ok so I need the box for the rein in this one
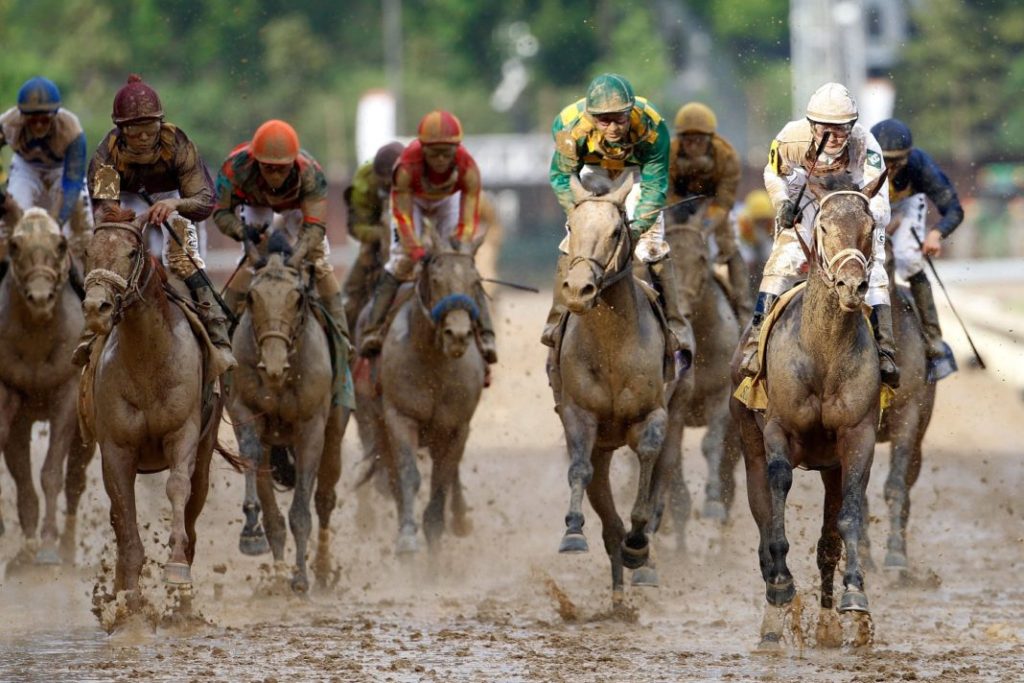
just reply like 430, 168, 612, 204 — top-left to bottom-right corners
84, 223, 151, 323
812, 190, 871, 288
566, 196, 633, 294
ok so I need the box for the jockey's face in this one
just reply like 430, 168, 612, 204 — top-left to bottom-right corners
120, 119, 162, 154
24, 112, 55, 139
258, 161, 293, 190
680, 133, 712, 158
883, 151, 910, 174
593, 111, 630, 143
423, 144, 457, 174
811, 121, 853, 156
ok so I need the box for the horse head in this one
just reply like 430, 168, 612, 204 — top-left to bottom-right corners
6, 208, 68, 323
247, 243, 306, 390
417, 221, 482, 359
82, 220, 149, 335
807, 174, 882, 312
563, 172, 633, 314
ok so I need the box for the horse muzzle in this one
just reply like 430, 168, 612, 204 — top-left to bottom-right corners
835, 277, 867, 313
257, 338, 291, 389
440, 310, 473, 359
563, 270, 599, 315
82, 286, 116, 334
22, 277, 59, 323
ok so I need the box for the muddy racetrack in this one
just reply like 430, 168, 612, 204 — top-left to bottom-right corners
0, 291, 1022, 682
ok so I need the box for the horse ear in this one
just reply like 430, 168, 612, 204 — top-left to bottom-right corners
422, 217, 440, 253
608, 171, 634, 205
863, 168, 889, 199
569, 174, 592, 204
3, 194, 23, 226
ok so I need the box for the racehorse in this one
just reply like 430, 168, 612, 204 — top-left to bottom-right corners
82, 219, 234, 598
730, 175, 886, 647
0, 207, 94, 566
357, 224, 486, 555
549, 173, 685, 606
230, 240, 346, 592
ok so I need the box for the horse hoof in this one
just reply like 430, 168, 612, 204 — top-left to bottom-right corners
558, 532, 588, 554
702, 500, 728, 522
839, 588, 870, 613
239, 532, 271, 556
291, 575, 309, 594
755, 633, 784, 653
451, 516, 473, 538
396, 532, 419, 555
631, 566, 659, 587
620, 538, 649, 570
861, 553, 878, 574
884, 551, 908, 570
34, 546, 61, 566
162, 562, 193, 585
766, 579, 796, 606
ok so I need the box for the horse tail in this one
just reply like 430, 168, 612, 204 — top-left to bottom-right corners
214, 439, 248, 472
270, 446, 296, 488
353, 451, 380, 489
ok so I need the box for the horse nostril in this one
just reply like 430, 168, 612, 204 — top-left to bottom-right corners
98, 300, 113, 314
580, 283, 596, 299
857, 281, 868, 296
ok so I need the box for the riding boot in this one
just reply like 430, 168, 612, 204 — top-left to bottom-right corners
185, 272, 238, 377
343, 242, 377, 334
359, 270, 400, 357
871, 304, 901, 389
726, 252, 754, 322
540, 253, 570, 348
223, 285, 247, 322
649, 256, 695, 367
472, 283, 498, 364
320, 289, 354, 362
907, 271, 947, 360
739, 291, 779, 377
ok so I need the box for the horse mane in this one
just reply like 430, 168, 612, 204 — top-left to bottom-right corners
580, 173, 617, 196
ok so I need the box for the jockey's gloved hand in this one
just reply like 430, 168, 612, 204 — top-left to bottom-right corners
774, 199, 798, 236
243, 222, 266, 245
409, 244, 427, 263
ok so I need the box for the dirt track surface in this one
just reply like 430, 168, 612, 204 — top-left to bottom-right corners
1, 291, 1022, 682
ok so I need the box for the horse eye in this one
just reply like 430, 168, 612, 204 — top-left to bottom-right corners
128, 248, 139, 261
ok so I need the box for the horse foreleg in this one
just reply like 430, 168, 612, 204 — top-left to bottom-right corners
721, 422, 743, 516
234, 419, 269, 556
288, 414, 326, 594
623, 407, 667, 570
558, 402, 597, 554
61, 426, 95, 564
701, 390, 732, 522
3, 413, 37, 546
883, 408, 922, 571
383, 403, 422, 555
313, 407, 346, 589
815, 467, 845, 648
585, 449, 626, 605
762, 420, 796, 607
163, 423, 201, 585
423, 427, 467, 552
837, 425, 875, 613
255, 445, 287, 562
37, 384, 79, 564
100, 444, 142, 593
449, 462, 473, 538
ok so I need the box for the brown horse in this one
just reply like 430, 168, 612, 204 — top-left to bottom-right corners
229, 246, 347, 592
550, 173, 685, 606
664, 217, 743, 538
82, 220, 227, 596
862, 242, 936, 572
730, 177, 885, 647
0, 207, 94, 565
356, 228, 486, 555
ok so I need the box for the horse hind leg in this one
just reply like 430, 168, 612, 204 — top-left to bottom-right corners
883, 415, 922, 572
313, 408, 345, 590
585, 448, 627, 606
701, 394, 731, 523
38, 389, 80, 565
558, 404, 598, 554
60, 429, 96, 564
3, 414, 39, 565
815, 468, 845, 648
236, 422, 270, 556
287, 419, 326, 594
621, 407, 668, 571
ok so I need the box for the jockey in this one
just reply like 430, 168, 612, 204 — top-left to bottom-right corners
359, 111, 498, 364
0, 77, 91, 263
741, 82, 897, 387
342, 141, 404, 332
82, 74, 235, 375
737, 189, 776, 291
543, 73, 694, 360
213, 119, 351, 350
871, 117, 963, 381
668, 101, 752, 320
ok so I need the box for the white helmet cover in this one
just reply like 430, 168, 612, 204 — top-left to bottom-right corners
806, 82, 858, 125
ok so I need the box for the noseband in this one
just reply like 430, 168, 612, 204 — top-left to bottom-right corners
416, 252, 480, 329
83, 223, 149, 323
813, 190, 871, 288
8, 243, 67, 299
567, 197, 633, 293
252, 273, 309, 358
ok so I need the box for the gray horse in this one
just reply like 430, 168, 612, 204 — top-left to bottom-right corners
731, 176, 886, 648
549, 173, 686, 607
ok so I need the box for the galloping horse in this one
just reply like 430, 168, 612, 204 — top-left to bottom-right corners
230, 244, 346, 592
357, 226, 486, 555
664, 215, 742, 537
731, 175, 885, 647
82, 220, 230, 596
550, 173, 685, 606
0, 207, 94, 565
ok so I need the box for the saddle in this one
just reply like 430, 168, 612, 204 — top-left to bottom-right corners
732, 281, 894, 412
309, 296, 356, 410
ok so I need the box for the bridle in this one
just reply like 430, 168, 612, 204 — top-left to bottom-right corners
812, 190, 872, 288
566, 196, 633, 294
83, 222, 150, 324
250, 265, 309, 361
7, 239, 68, 301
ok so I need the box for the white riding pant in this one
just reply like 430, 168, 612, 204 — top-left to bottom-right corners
556, 166, 668, 263
384, 192, 461, 280
890, 193, 928, 279
7, 153, 93, 236
120, 191, 205, 280
240, 206, 334, 281
759, 198, 890, 307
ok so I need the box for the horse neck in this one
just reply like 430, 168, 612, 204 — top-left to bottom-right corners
578, 269, 644, 346
0, 271, 63, 334
800, 269, 863, 365
117, 263, 176, 360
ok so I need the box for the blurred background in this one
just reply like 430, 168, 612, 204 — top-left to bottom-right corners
1, 0, 1022, 283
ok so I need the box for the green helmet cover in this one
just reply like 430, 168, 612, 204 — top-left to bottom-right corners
585, 74, 635, 115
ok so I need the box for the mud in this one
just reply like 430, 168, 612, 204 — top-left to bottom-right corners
1, 291, 1022, 682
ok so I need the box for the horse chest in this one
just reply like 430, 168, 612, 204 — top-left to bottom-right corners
0, 337, 73, 393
